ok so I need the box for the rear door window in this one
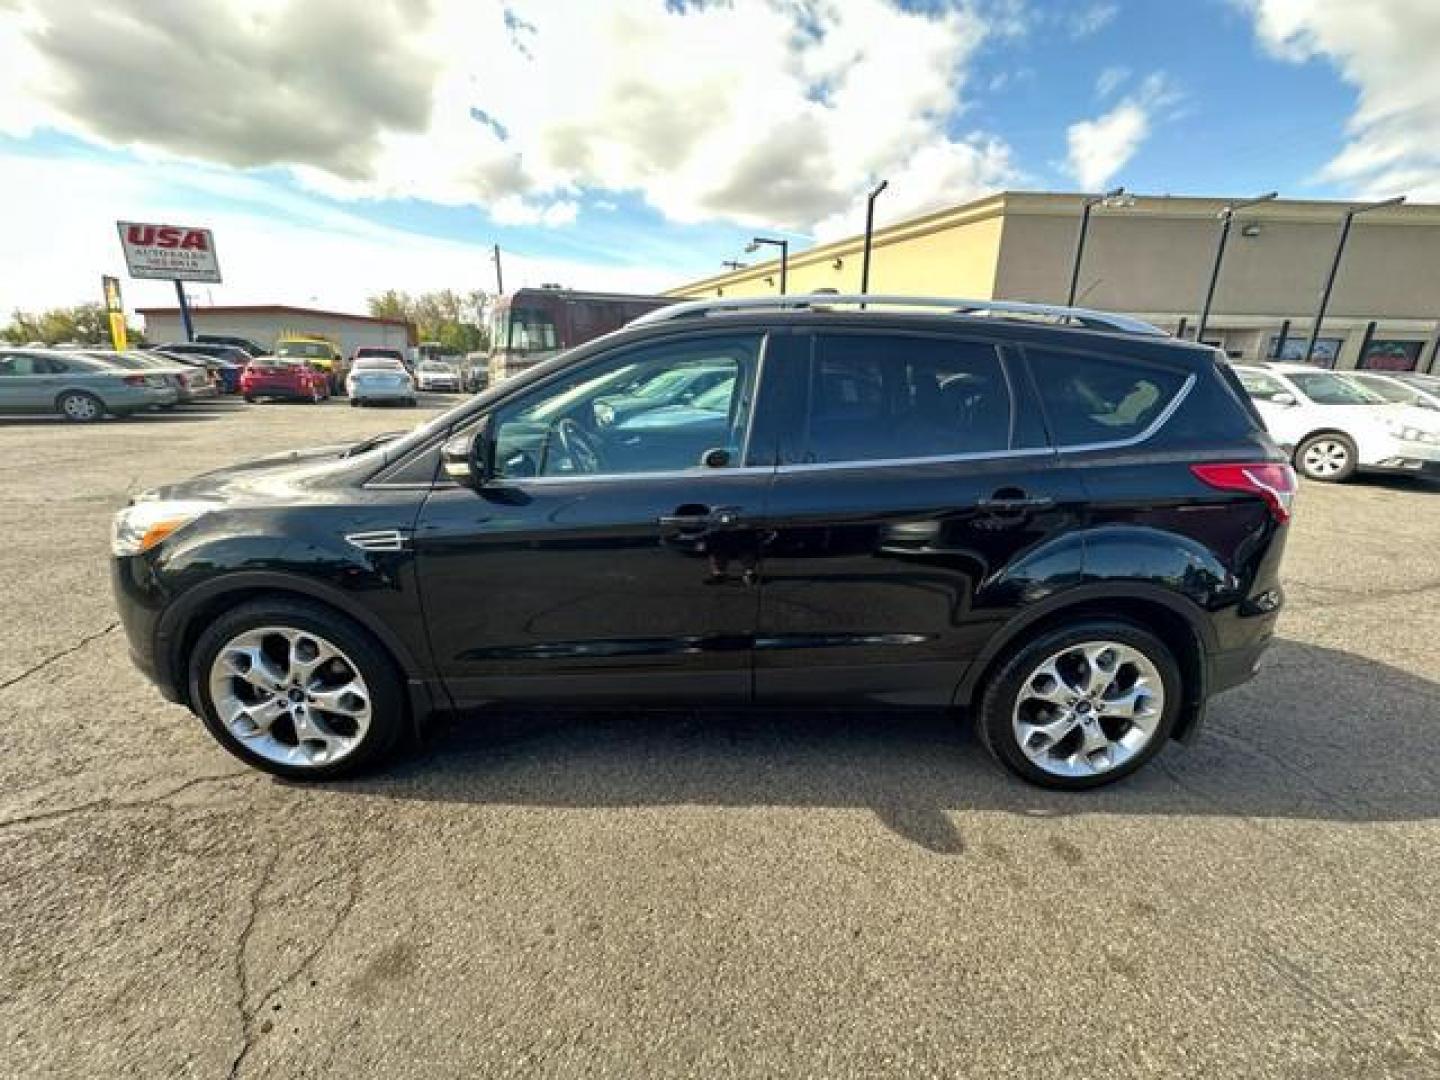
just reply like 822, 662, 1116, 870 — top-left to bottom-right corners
1028, 349, 1189, 447
796, 333, 1014, 463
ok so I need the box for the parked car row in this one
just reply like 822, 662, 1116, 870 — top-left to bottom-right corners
1233, 362, 1440, 481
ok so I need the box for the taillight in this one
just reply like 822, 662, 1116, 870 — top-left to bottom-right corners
1191, 462, 1297, 524
122, 374, 146, 387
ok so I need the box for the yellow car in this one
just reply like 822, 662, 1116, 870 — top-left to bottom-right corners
274, 337, 346, 392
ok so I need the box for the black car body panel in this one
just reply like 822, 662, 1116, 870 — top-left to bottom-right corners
113, 306, 1290, 767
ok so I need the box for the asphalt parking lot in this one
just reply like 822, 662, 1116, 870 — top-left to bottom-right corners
1, 396, 1438, 1079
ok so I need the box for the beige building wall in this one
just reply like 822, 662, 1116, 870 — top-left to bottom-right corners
669, 197, 1007, 301
667, 191, 1440, 372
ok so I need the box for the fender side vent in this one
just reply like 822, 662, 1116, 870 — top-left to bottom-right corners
345, 529, 408, 552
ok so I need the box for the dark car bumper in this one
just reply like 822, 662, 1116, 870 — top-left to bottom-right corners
112, 557, 184, 704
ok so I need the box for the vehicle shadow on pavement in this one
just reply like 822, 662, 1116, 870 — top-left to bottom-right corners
0, 411, 225, 426
319, 638, 1440, 853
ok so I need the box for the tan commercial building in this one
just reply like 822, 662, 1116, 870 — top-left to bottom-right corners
669, 191, 1440, 373
137, 304, 415, 358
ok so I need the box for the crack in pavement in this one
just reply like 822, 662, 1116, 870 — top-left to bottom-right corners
0, 622, 120, 694
228, 848, 281, 1080
227, 854, 369, 1079
0, 771, 251, 831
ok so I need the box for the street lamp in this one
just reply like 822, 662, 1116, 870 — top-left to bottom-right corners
861, 179, 888, 294
1304, 195, 1406, 364
721, 259, 747, 271
491, 244, 504, 295
745, 237, 789, 294
1066, 186, 1132, 307
1195, 191, 1278, 341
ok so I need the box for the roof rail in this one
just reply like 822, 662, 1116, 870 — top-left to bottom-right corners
632, 294, 1167, 336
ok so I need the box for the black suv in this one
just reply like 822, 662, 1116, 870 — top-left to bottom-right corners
112, 296, 1294, 789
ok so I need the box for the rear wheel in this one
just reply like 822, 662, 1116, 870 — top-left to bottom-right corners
189, 599, 406, 780
1295, 432, 1357, 482
976, 620, 1180, 790
57, 391, 104, 422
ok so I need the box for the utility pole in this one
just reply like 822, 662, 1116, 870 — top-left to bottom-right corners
861, 179, 888, 294
1066, 186, 1129, 307
1305, 195, 1405, 364
1196, 191, 1277, 341
492, 244, 505, 295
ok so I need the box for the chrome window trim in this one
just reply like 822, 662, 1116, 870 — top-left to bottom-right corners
1052, 372, 1196, 454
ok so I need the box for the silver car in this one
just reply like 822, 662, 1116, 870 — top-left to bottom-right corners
0, 348, 178, 421
84, 350, 218, 403
346, 358, 416, 407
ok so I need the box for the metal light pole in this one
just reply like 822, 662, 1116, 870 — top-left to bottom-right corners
492, 244, 504, 295
1196, 191, 1277, 341
1304, 195, 1406, 364
1066, 186, 1128, 307
721, 260, 746, 271
861, 179, 888, 294
745, 237, 789, 294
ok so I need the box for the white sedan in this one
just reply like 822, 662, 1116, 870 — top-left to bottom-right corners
1233, 362, 1440, 481
346, 358, 416, 407
416, 360, 462, 392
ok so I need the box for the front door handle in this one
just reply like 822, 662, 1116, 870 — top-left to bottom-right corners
658, 504, 742, 529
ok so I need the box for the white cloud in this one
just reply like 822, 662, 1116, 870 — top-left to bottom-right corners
1095, 65, 1130, 100
0, 154, 670, 313
1065, 72, 1179, 189
1239, 0, 1440, 199
1067, 2, 1119, 39
2, 0, 1019, 233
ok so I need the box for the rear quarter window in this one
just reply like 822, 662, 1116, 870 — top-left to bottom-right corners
1027, 348, 1189, 447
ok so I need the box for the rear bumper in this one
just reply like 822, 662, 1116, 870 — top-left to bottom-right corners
108, 386, 179, 411
351, 386, 414, 401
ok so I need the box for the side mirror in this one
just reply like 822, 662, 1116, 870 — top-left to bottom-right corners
1271, 391, 1297, 406
441, 417, 494, 488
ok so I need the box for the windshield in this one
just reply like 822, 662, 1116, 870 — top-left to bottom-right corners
506, 308, 559, 352
276, 341, 333, 359
1289, 372, 1388, 405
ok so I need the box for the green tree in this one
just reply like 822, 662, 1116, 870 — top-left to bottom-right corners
2, 303, 141, 346
366, 288, 489, 354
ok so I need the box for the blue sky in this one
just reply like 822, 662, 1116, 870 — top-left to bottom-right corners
0, 0, 1432, 312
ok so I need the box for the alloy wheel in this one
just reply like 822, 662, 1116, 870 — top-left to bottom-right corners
61, 394, 100, 421
207, 626, 372, 768
1301, 439, 1349, 478
1011, 640, 1165, 779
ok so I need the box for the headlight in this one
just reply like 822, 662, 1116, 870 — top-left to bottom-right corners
111, 500, 220, 556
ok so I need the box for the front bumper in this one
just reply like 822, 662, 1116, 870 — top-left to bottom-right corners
111, 557, 182, 703
419, 378, 461, 391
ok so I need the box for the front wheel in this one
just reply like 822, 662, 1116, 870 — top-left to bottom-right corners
188, 599, 406, 780
975, 620, 1180, 790
1295, 432, 1357, 482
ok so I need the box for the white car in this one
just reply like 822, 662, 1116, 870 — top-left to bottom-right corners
1347, 370, 1440, 412
415, 359, 462, 392
1233, 362, 1440, 482
346, 358, 416, 407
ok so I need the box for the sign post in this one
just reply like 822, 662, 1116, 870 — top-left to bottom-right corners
116, 221, 222, 342
101, 275, 127, 351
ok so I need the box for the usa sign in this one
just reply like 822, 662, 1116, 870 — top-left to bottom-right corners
116, 221, 222, 283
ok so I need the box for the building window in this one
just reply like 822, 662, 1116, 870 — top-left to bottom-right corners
1359, 339, 1423, 372
1268, 335, 1342, 368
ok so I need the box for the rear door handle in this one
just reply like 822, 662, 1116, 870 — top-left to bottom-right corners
977, 494, 1054, 511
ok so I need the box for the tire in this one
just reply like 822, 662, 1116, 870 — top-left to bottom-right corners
188, 598, 407, 781
975, 619, 1180, 791
243, 395, 256, 404
350, 398, 360, 408
57, 391, 104, 422
1294, 432, 1357, 482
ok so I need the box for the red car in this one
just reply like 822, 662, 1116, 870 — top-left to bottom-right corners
240, 359, 331, 403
